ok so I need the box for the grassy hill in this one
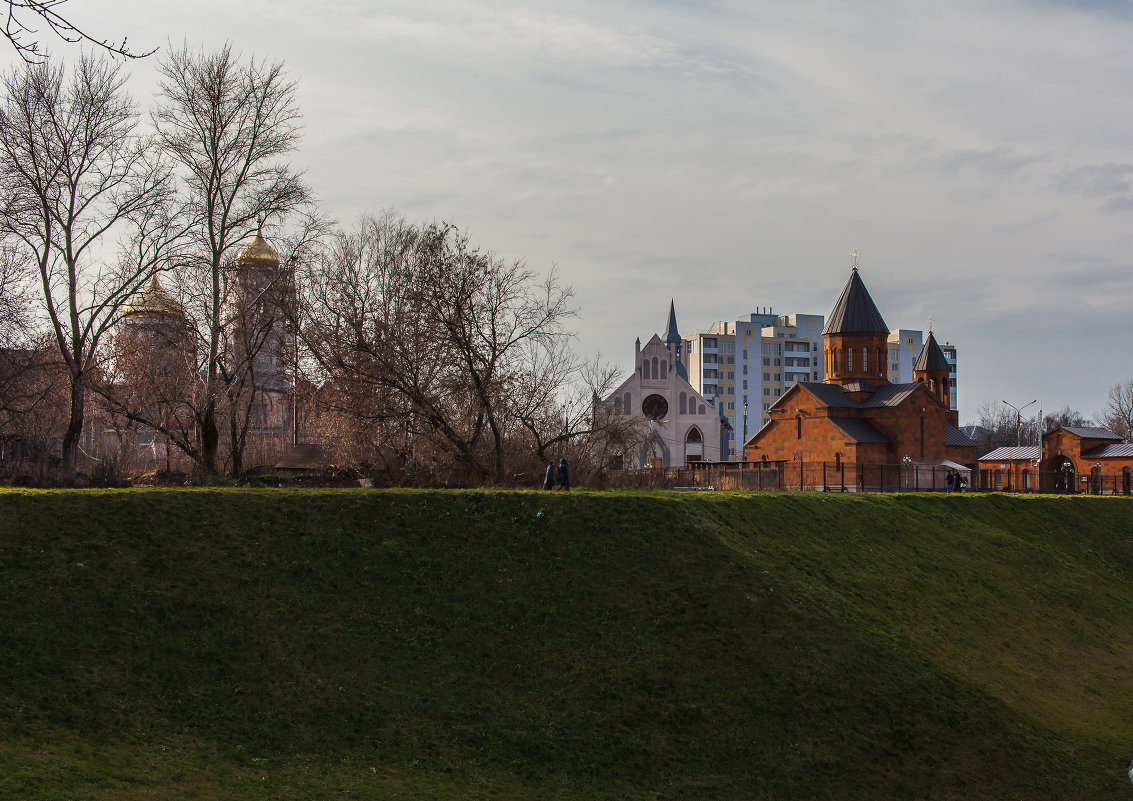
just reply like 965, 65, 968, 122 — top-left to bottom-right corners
1, 489, 1131, 800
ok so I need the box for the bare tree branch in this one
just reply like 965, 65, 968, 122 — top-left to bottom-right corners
3, 0, 156, 63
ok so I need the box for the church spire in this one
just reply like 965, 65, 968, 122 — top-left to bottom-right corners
664, 299, 681, 345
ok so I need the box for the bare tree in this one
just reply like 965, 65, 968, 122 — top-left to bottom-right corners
3, 0, 155, 63
1099, 380, 1133, 441
301, 214, 578, 484
152, 41, 311, 475
1042, 405, 1091, 433
0, 54, 177, 474
0, 240, 34, 346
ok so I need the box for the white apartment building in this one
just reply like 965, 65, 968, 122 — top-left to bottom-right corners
685, 309, 824, 460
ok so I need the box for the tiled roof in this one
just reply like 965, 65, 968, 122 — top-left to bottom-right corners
978, 445, 1040, 462
859, 383, 922, 408
945, 425, 978, 448
796, 382, 857, 408
822, 268, 889, 335
913, 331, 950, 372
1082, 442, 1133, 458
827, 416, 889, 443
1059, 426, 1121, 440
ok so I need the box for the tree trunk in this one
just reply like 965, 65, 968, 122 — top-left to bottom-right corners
230, 407, 243, 477
61, 369, 85, 476
201, 402, 220, 475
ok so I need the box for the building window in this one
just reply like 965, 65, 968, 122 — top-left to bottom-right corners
774, 358, 781, 366
763, 388, 770, 396
774, 388, 781, 396
774, 373, 780, 381
763, 373, 770, 381
728, 402, 735, 410
727, 356, 734, 364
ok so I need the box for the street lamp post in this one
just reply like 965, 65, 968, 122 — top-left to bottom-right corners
1002, 399, 1036, 492
902, 455, 912, 492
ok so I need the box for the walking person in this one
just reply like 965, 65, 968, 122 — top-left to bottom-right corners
557, 457, 570, 491
542, 462, 555, 490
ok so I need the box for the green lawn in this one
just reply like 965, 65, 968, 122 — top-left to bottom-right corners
1, 489, 1131, 799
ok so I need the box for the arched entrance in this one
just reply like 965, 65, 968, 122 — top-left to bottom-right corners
641, 431, 670, 470
684, 426, 703, 464
1048, 456, 1076, 493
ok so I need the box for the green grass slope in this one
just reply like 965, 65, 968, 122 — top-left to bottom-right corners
1, 489, 1131, 800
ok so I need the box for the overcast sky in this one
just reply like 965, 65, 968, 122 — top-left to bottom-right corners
25, 0, 1133, 424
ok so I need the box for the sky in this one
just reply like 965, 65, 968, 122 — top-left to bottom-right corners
19, 0, 1133, 424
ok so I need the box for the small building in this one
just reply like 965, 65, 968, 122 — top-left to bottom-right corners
977, 426, 1133, 493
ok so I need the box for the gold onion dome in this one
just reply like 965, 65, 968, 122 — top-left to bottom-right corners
235, 226, 281, 269
124, 275, 183, 319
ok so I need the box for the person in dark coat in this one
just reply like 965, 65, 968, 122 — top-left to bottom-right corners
557, 457, 570, 490
543, 463, 555, 490
946, 471, 954, 493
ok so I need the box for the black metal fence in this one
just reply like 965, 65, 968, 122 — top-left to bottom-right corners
599, 461, 971, 493
978, 467, 1133, 496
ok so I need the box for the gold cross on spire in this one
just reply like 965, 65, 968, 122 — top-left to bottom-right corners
850, 247, 861, 272
927, 315, 934, 333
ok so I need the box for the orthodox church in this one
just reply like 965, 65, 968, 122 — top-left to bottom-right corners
600, 302, 723, 469
108, 226, 296, 468
744, 265, 976, 471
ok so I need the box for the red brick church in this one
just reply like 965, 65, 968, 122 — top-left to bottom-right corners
743, 265, 976, 476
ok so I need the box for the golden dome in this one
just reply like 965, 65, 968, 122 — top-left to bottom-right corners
124, 275, 184, 319
235, 226, 281, 269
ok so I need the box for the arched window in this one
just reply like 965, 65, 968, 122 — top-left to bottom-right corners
641, 359, 650, 380
685, 426, 702, 443
862, 347, 868, 372
796, 414, 803, 439
847, 348, 854, 372
698, 404, 705, 415
679, 392, 687, 414
835, 452, 842, 469
660, 359, 668, 379
651, 356, 659, 379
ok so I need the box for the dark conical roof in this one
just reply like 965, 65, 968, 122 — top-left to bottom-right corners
822, 268, 888, 335
913, 331, 950, 372
664, 300, 681, 345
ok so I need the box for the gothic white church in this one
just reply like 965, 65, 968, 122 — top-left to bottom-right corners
600, 302, 723, 469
